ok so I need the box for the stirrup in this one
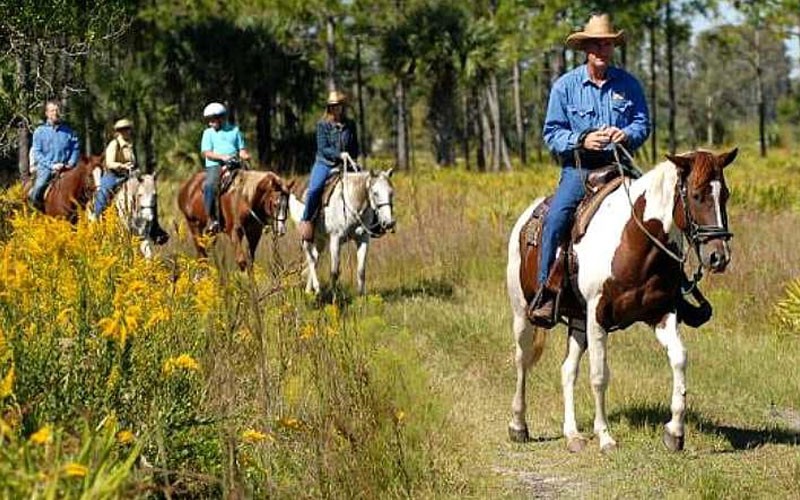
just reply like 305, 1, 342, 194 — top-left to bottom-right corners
527, 288, 558, 329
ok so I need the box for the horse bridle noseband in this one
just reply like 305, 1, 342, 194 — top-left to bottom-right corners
248, 189, 289, 233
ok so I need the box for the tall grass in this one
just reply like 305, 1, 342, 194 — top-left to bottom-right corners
1, 145, 799, 497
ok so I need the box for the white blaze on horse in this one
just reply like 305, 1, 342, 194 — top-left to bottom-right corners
506, 148, 737, 452
111, 173, 169, 258
289, 165, 396, 295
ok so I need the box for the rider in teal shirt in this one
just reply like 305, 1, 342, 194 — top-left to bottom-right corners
200, 102, 250, 233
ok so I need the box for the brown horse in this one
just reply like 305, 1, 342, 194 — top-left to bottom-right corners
507, 148, 737, 453
178, 170, 293, 270
23, 154, 103, 223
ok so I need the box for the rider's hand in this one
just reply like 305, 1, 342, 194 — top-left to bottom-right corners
604, 126, 628, 144
582, 129, 611, 151
340, 152, 351, 162
52, 163, 64, 172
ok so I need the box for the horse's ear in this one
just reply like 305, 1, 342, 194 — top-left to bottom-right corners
666, 154, 693, 177
369, 169, 376, 177
386, 168, 394, 178
719, 147, 738, 168
286, 178, 296, 189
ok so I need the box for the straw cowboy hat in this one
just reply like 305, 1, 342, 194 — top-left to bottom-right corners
113, 118, 133, 130
326, 90, 347, 106
565, 13, 625, 50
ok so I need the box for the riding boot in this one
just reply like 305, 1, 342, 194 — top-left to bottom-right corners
527, 287, 558, 329
299, 220, 314, 242
206, 219, 222, 235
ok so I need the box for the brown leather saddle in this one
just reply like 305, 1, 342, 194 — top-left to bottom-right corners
519, 165, 627, 322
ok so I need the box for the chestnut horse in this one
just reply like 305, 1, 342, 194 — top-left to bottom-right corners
178, 170, 293, 270
23, 154, 104, 223
506, 148, 738, 453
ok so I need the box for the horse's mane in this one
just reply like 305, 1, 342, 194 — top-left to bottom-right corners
342, 172, 370, 208
638, 159, 680, 224
234, 170, 279, 205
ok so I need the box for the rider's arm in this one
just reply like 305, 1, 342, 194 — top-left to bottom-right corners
542, 81, 582, 159
620, 76, 650, 151
235, 128, 250, 161
105, 139, 124, 171
66, 127, 80, 168
32, 128, 46, 170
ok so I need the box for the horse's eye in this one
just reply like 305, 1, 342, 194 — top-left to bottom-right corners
692, 192, 702, 202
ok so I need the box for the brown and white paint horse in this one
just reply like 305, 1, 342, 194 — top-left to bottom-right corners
506, 148, 738, 452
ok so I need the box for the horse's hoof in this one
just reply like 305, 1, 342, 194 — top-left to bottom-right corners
662, 430, 685, 452
566, 436, 587, 453
600, 441, 618, 454
508, 425, 530, 443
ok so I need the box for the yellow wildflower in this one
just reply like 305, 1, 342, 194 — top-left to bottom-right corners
63, 462, 88, 477
299, 323, 315, 340
323, 304, 339, 322
163, 354, 200, 376
278, 417, 303, 431
30, 424, 52, 445
0, 366, 13, 398
241, 429, 274, 443
394, 409, 406, 424
116, 430, 135, 444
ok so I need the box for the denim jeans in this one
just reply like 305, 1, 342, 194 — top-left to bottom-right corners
538, 167, 587, 285
94, 171, 127, 215
29, 168, 54, 206
302, 160, 332, 221
203, 165, 221, 220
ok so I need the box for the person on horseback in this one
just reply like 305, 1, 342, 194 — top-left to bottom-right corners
528, 13, 650, 326
94, 118, 138, 217
298, 90, 360, 242
200, 102, 251, 234
29, 100, 80, 210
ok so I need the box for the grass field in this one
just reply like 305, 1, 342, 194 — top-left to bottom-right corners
1, 145, 799, 498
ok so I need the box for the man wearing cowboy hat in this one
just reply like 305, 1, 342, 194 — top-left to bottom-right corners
94, 118, 138, 217
528, 13, 650, 327
298, 90, 360, 242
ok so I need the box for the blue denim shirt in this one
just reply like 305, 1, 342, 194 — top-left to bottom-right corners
543, 64, 649, 167
315, 118, 359, 166
32, 122, 80, 172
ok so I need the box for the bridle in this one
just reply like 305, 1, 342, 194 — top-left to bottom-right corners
614, 144, 733, 293
248, 184, 289, 234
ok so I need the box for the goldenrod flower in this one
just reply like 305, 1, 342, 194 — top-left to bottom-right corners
241, 429, 273, 443
30, 424, 52, 445
116, 430, 135, 444
163, 354, 200, 376
0, 366, 13, 398
63, 462, 88, 477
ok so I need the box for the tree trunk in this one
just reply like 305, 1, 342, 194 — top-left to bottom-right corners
513, 58, 527, 165
487, 76, 500, 171
706, 95, 714, 145
462, 91, 470, 170
256, 96, 272, 169
475, 88, 486, 171
355, 38, 368, 165
326, 16, 337, 92
666, 0, 676, 154
649, 13, 658, 164
755, 27, 767, 157
18, 121, 30, 183
395, 78, 409, 170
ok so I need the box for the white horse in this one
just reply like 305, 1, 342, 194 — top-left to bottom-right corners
506, 149, 737, 452
113, 173, 169, 258
289, 167, 396, 295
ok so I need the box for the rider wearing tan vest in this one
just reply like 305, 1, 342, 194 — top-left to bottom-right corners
94, 119, 137, 217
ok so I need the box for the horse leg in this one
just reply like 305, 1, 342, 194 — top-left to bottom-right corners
303, 241, 321, 294
232, 225, 249, 270
655, 312, 687, 451
354, 234, 369, 295
586, 297, 616, 452
244, 223, 262, 270
508, 312, 547, 442
563, 318, 588, 452
329, 235, 342, 290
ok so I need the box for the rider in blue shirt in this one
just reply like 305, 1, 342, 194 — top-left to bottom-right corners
529, 13, 650, 327
298, 90, 359, 242
29, 100, 80, 209
200, 102, 251, 234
